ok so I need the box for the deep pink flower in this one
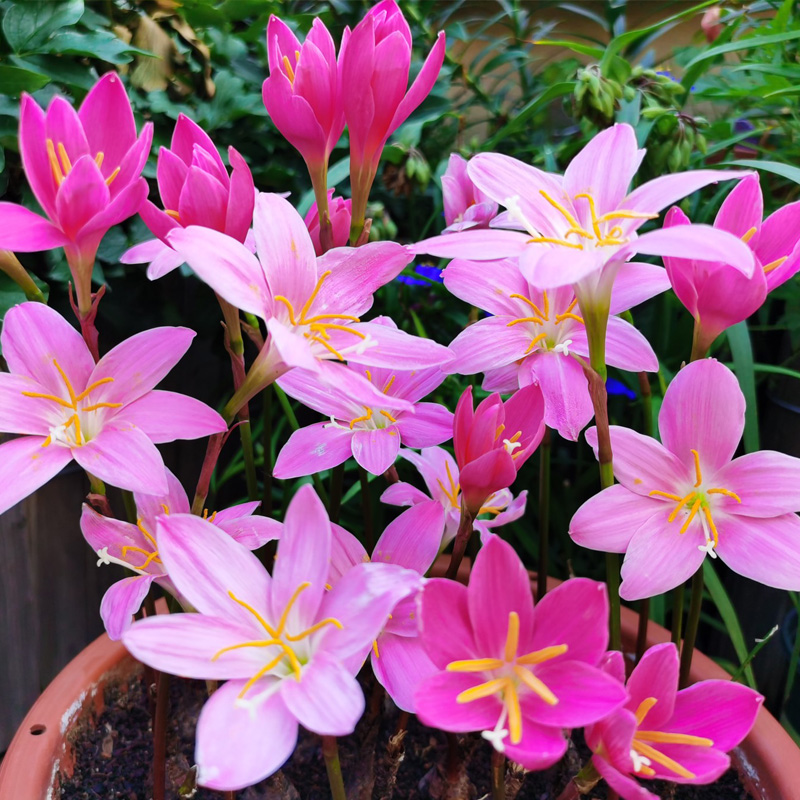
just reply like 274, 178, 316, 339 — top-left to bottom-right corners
274, 346, 452, 477
442, 154, 498, 232
263, 16, 344, 182
454, 384, 545, 515
121, 114, 254, 279
0, 302, 226, 513
304, 190, 352, 255
326, 502, 446, 712
570, 359, 800, 600
341, 0, 446, 232
122, 485, 418, 790
663, 174, 800, 355
0, 73, 152, 314
167, 193, 452, 413
381, 446, 527, 544
414, 536, 627, 768
412, 124, 753, 317
586, 644, 761, 798
81, 467, 280, 639
444, 258, 665, 440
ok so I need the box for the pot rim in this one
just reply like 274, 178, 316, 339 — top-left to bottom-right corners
0, 574, 796, 799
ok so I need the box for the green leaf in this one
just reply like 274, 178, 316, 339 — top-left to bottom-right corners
43, 30, 153, 63
724, 160, 800, 186
0, 64, 50, 94
726, 321, 759, 453
725, 362, 800, 382
730, 624, 779, 683
703, 561, 757, 689
531, 39, 604, 59
0, 271, 49, 351
3, 0, 83, 53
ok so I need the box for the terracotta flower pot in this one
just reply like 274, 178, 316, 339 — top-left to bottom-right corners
1, 576, 798, 799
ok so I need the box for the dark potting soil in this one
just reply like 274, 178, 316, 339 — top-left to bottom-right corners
60, 669, 755, 800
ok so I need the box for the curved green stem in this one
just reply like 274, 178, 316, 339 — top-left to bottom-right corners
239, 420, 259, 502
671, 583, 685, 646
679, 567, 704, 687
321, 736, 347, 800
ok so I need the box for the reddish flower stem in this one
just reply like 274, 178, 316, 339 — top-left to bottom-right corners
445, 507, 476, 580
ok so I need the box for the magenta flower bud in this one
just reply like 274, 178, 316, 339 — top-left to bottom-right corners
304, 190, 352, 255
0, 73, 152, 315
341, 0, 445, 237
442, 154, 498, 232
453, 384, 545, 515
126, 114, 254, 280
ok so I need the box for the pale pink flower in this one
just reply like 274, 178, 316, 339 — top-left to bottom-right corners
304, 190, 352, 255
442, 153, 498, 232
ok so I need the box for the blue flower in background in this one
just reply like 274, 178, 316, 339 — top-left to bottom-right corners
396, 264, 443, 286
606, 377, 636, 400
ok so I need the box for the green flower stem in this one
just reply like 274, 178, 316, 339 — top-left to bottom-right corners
358, 465, 374, 552
671, 583, 685, 646
191, 432, 226, 516
329, 463, 345, 523
88, 473, 106, 496
537, 427, 552, 600
679, 567, 705, 688
636, 598, 650, 663
321, 736, 347, 800
0, 250, 46, 302
239, 419, 259, 502
491, 748, 506, 800
690, 320, 713, 362
554, 760, 602, 799
121, 490, 137, 524
261, 386, 274, 517
635, 372, 652, 662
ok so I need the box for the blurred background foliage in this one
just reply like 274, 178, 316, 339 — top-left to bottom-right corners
2, 0, 800, 726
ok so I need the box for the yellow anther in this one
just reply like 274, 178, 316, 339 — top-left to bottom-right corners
478, 505, 504, 516
504, 611, 519, 662
75, 376, 115, 402
636, 731, 713, 747
701, 505, 719, 547
505, 682, 523, 743
679, 497, 702, 533
298, 270, 331, 320
275, 582, 311, 636
539, 190, 582, 231
46, 139, 64, 185
741, 227, 757, 244
383, 375, 396, 394
120, 545, 161, 569
495, 424, 506, 440
764, 256, 787, 274
515, 644, 568, 666
165, 209, 181, 221
446, 657, 507, 672
228, 590, 280, 638
21, 390, 74, 409
509, 293, 548, 321
436, 460, 461, 508
707, 487, 741, 502
507, 315, 546, 327
282, 54, 296, 83
94, 152, 105, 168
211, 638, 283, 661
237, 652, 287, 697
456, 678, 508, 703
513, 665, 559, 705
373, 640, 380, 659
57, 142, 72, 174
554, 312, 584, 324
380, 410, 397, 423
136, 518, 158, 549
365, 370, 372, 382
349, 406, 373, 429
691, 449, 703, 487
575, 193, 603, 239
634, 696, 658, 725
649, 490, 683, 502
667, 491, 696, 523
525, 332, 548, 353
105, 166, 120, 186
80, 401, 122, 412
631, 740, 695, 780
284, 616, 343, 641
160, 503, 170, 515
306, 334, 346, 360
53, 360, 78, 406
598, 209, 658, 223
528, 235, 584, 250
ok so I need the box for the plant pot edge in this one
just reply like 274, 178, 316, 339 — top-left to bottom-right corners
1, 576, 797, 799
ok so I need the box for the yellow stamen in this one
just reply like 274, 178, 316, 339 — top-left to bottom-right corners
741, 227, 757, 244
21, 390, 74, 409
507, 315, 546, 327
528, 236, 584, 250
136, 518, 158, 549
701, 505, 719, 547
495, 424, 506, 441
649, 490, 683, 502
237, 652, 287, 697
456, 678, 508, 703
282, 54, 296, 84
691, 449, 703, 487
373, 640, 379, 658
105, 166, 120, 186
667, 492, 696, 523
94, 152, 105, 168
525, 332, 548, 353
211, 638, 283, 661
513, 665, 558, 705
228, 590, 279, 637
165, 209, 181, 221
478, 505, 505, 516
634, 696, 658, 725
298, 270, 331, 321
707, 487, 741, 502
303, 313, 361, 324
631, 740, 695, 780
46, 139, 64, 185
447, 658, 505, 672
515, 644, 568, 666
554, 312, 584, 324
505, 682, 523, 744
504, 611, 519, 662
275, 582, 310, 635
380, 410, 397, 423
763, 256, 787, 274
80, 401, 122, 412
284, 617, 343, 641
509, 293, 547, 321
539, 190, 582, 231
57, 142, 72, 174
306, 334, 345, 360
575, 193, 603, 239
160, 503, 170, 515
542, 290, 549, 320
65, 413, 82, 444
638, 765, 656, 776
75, 376, 115, 402
120, 545, 162, 568
349, 406, 373, 429
436, 460, 461, 508
365, 370, 372, 382
53, 360, 78, 406
383, 375, 396, 394
636, 731, 713, 747
679, 497, 702, 533
599, 210, 658, 223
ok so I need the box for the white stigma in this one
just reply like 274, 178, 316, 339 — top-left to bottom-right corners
502, 194, 538, 236
323, 417, 350, 431
698, 540, 718, 559
482, 707, 510, 753
49, 423, 72, 445
553, 339, 573, 356
630, 750, 652, 773
503, 439, 522, 455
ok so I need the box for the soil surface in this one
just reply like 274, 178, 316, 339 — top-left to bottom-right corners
60, 670, 754, 800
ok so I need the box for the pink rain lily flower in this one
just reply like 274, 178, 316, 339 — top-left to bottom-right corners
381, 446, 527, 545
0, 73, 152, 315
664, 173, 800, 356
263, 15, 344, 191
341, 0, 446, 233
454, 384, 545, 515
167, 192, 452, 414
414, 536, 627, 768
81, 467, 281, 640
443, 258, 666, 440
412, 124, 754, 316
326, 502, 446, 712
585, 644, 761, 798
570, 359, 800, 600
0, 302, 226, 514
121, 113, 255, 280
442, 153, 498, 232
274, 346, 453, 477
122, 485, 419, 791
304, 189, 352, 255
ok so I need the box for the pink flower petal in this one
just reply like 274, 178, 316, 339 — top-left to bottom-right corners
78, 73, 136, 174
273, 422, 354, 479
134, 467, 189, 523
0, 203, 68, 251
281, 651, 364, 736
395, 402, 453, 449
529, 578, 609, 664
121, 614, 266, 680
414, 670, 503, 733
620, 508, 706, 601
502, 719, 568, 771
339, 321, 454, 371
352, 427, 400, 475
265, 318, 320, 371
715, 173, 763, 240
570, 485, 662, 553
117, 390, 226, 443
156, 513, 272, 627
380, 480, 429, 507
609, 262, 671, 315
469, 536, 535, 657
442, 258, 528, 315
19, 95, 57, 218
100, 574, 155, 640
0, 436, 73, 515
225, 146, 255, 242
411, 229, 529, 260
155, 147, 188, 212
178, 166, 227, 231
55, 155, 110, 238
373, 633, 438, 713
195, 679, 298, 791
520, 243, 607, 289
447, 315, 532, 375
390, 30, 446, 132
418, 577, 478, 668
0, 373, 55, 435
216, 514, 282, 550
171, 113, 227, 178
328, 523, 367, 587
167, 226, 270, 318
626, 643, 678, 728
373, 501, 444, 573
593, 757, 658, 800
658, 359, 744, 473
45, 96, 90, 165
715, 512, 800, 590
